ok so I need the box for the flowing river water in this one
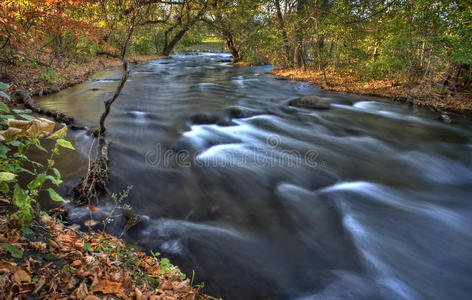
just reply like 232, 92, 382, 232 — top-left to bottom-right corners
37, 53, 472, 300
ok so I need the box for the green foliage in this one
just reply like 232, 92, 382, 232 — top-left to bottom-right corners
133, 33, 155, 55
21, 225, 34, 235
0, 82, 10, 101
1, 243, 23, 258
0, 108, 74, 225
56, 139, 75, 150
83, 242, 92, 251
0, 102, 10, 113
203, 0, 471, 87
34, 68, 63, 85
47, 188, 66, 202
76, 38, 103, 58
102, 185, 133, 231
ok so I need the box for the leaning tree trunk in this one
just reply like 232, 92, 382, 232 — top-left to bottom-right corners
225, 33, 240, 63
98, 60, 129, 135
162, 27, 189, 56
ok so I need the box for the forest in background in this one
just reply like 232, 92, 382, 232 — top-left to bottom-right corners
0, 1, 471, 299
0, 0, 471, 110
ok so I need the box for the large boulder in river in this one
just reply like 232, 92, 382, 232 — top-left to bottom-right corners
289, 95, 331, 110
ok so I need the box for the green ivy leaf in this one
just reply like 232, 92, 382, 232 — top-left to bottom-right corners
52, 168, 62, 185
0, 172, 16, 181
0, 145, 9, 158
47, 188, 66, 202
0, 102, 10, 113
0, 115, 15, 126
34, 143, 48, 152
160, 258, 169, 266
0, 82, 9, 90
0, 182, 9, 193
0, 114, 15, 120
12, 109, 32, 114
83, 243, 91, 251
28, 174, 57, 190
21, 225, 34, 235
8, 140, 22, 147
56, 139, 75, 150
0, 91, 10, 101
13, 184, 29, 206
1, 244, 23, 258
19, 114, 36, 122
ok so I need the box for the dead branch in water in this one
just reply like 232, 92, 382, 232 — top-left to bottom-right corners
97, 59, 129, 136
75, 59, 129, 205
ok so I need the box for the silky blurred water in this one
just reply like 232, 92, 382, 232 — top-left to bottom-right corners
37, 53, 472, 300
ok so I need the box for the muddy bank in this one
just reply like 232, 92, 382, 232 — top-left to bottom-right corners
271, 68, 472, 113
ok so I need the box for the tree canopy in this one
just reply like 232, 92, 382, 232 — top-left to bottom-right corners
1, 0, 471, 91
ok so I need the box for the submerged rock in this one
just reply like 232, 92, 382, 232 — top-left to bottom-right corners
439, 113, 452, 124
289, 95, 331, 110
224, 107, 257, 119
190, 113, 220, 125
189, 113, 234, 126
49, 84, 61, 93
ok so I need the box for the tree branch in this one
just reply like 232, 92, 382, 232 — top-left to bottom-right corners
98, 60, 129, 135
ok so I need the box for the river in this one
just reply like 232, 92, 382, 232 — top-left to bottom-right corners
37, 53, 472, 300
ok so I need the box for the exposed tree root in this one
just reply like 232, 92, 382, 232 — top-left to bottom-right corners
73, 139, 109, 206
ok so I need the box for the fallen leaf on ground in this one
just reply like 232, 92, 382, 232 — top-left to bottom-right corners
73, 280, 89, 300
90, 279, 126, 297
13, 268, 31, 284
29, 241, 47, 252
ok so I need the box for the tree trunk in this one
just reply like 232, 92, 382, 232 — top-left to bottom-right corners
224, 33, 240, 63
293, 0, 307, 69
274, 0, 291, 65
294, 45, 305, 69
162, 27, 188, 56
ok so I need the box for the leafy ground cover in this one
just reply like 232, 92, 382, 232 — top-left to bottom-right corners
271, 68, 472, 112
0, 201, 215, 300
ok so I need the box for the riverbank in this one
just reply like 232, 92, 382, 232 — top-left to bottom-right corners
271, 68, 472, 113
0, 200, 214, 300
2, 54, 165, 100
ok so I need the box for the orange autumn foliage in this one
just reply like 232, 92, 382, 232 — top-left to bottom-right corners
0, 0, 101, 54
